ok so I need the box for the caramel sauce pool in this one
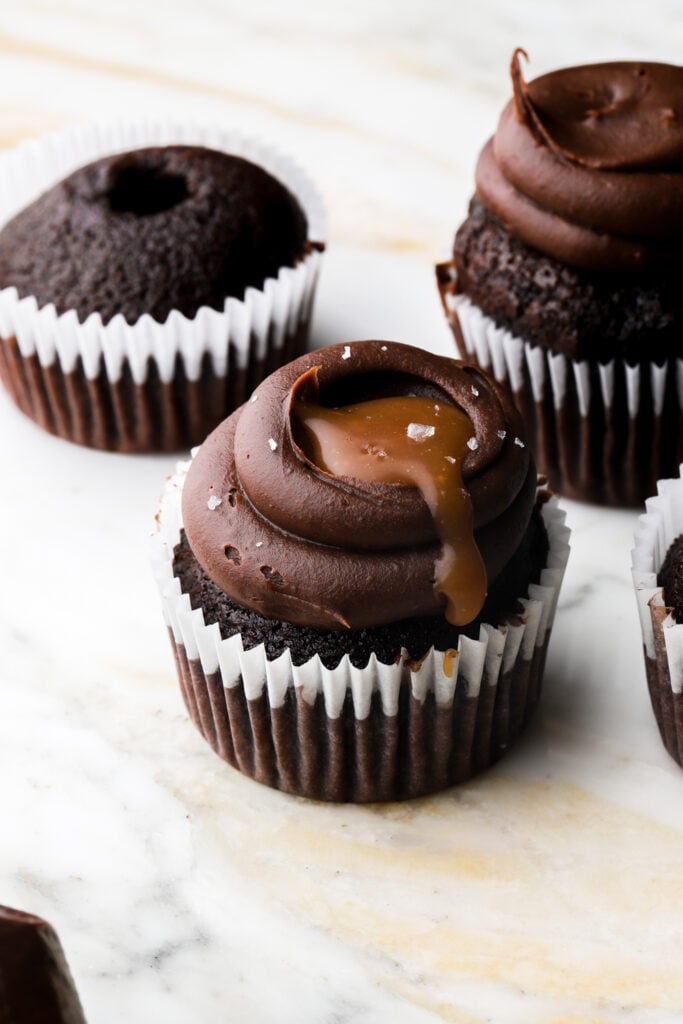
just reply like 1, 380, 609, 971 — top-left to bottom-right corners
294, 395, 487, 626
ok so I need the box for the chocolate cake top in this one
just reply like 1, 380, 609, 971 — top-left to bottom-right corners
0, 145, 309, 324
181, 340, 536, 631
475, 51, 683, 271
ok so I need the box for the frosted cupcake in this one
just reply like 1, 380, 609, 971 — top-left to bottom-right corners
153, 340, 569, 802
633, 466, 683, 766
438, 52, 683, 506
0, 122, 325, 452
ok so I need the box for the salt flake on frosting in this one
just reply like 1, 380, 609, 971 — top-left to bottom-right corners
497, 430, 507, 440
471, 386, 479, 397
250, 393, 258, 402
268, 438, 278, 451
514, 436, 525, 448
342, 345, 351, 360
467, 436, 479, 451
445, 455, 457, 464
255, 541, 263, 548
407, 422, 436, 441
207, 495, 222, 511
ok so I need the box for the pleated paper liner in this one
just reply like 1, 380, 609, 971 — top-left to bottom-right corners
0, 121, 326, 452
633, 468, 683, 767
152, 462, 570, 802
437, 260, 683, 507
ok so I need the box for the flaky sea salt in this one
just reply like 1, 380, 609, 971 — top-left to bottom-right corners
255, 541, 263, 548
268, 438, 278, 451
467, 436, 479, 451
407, 423, 435, 441
514, 436, 525, 448
445, 455, 457, 464
471, 386, 479, 397
497, 430, 506, 440
342, 345, 351, 360
207, 495, 222, 511
250, 393, 258, 402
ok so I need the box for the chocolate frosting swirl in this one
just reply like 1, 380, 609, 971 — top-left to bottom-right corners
182, 341, 536, 631
475, 51, 683, 270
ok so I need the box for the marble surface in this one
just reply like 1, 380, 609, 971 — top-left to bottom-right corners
2, 3, 683, 1021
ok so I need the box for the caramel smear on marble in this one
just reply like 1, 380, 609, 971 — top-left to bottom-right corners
295, 395, 486, 625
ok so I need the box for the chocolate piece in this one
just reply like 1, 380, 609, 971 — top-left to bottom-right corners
182, 341, 536, 630
0, 145, 309, 324
0, 905, 86, 1023
476, 52, 683, 270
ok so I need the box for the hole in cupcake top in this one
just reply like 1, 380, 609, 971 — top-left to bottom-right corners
108, 164, 189, 216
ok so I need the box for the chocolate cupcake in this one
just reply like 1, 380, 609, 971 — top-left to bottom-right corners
0, 904, 87, 1023
0, 122, 325, 452
633, 467, 683, 767
437, 52, 683, 506
152, 340, 569, 802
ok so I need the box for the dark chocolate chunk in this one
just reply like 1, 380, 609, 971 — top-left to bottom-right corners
0, 905, 86, 1023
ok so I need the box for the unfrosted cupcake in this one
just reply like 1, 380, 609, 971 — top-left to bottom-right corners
0, 122, 325, 452
153, 340, 569, 802
438, 52, 683, 506
633, 466, 683, 767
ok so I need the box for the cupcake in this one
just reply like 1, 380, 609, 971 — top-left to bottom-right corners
152, 340, 569, 802
633, 466, 683, 767
0, 122, 325, 452
437, 51, 683, 506
0, 904, 86, 1023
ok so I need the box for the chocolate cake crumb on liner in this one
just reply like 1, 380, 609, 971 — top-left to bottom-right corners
152, 461, 570, 803
633, 467, 683, 767
437, 264, 683, 507
0, 120, 326, 452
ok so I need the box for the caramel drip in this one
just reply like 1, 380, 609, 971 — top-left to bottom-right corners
294, 395, 487, 626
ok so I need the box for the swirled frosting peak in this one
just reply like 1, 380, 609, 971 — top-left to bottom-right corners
475, 50, 683, 270
182, 341, 536, 630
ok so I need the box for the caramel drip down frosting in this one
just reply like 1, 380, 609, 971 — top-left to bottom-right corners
182, 341, 536, 631
476, 50, 683, 270
294, 388, 487, 625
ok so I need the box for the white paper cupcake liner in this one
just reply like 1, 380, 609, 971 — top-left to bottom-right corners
632, 467, 683, 766
437, 261, 683, 506
0, 120, 326, 386
151, 460, 570, 800
632, 468, 683, 684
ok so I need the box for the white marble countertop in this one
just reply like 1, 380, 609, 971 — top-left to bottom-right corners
2, 3, 683, 1022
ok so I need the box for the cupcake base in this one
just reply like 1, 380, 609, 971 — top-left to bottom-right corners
171, 625, 550, 802
0, 320, 308, 452
438, 262, 683, 507
153, 463, 569, 802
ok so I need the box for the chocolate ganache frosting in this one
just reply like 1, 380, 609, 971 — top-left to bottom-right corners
182, 341, 536, 631
475, 50, 683, 270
